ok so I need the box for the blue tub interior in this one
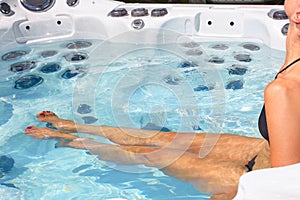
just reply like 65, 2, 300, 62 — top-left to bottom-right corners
0, 1, 288, 199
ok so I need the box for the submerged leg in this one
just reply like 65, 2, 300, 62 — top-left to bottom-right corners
37, 111, 227, 161
24, 126, 258, 199
35, 111, 268, 165
24, 126, 176, 166
25, 126, 78, 140
36, 111, 188, 147
60, 136, 245, 199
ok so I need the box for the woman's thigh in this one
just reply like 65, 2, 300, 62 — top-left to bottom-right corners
154, 150, 247, 196
175, 133, 267, 165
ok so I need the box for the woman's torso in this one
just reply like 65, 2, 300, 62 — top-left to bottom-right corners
258, 58, 300, 141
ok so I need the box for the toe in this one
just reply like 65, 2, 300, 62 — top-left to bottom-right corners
25, 126, 34, 132
36, 112, 45, 117
36, 111, 58, 121
36, 111, 48, 119
45, 111, 57, 116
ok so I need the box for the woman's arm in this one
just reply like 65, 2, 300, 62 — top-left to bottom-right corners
265, 77, 300, 167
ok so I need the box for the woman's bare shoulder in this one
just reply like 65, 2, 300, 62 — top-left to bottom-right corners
264, 72, 300, 167
265, 73, 300, 99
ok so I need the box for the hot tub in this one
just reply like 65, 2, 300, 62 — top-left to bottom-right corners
0, 1, 292, 200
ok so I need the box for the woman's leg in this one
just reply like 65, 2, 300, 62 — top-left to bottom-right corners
24, 126, 245, 199
36, 111, 175, 146
79, 140, 245, 199
35, 111, 268, 165
25, 126, 77, 140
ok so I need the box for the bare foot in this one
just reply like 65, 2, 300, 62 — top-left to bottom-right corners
36, 111, 77, 133
25, 126, 78, 140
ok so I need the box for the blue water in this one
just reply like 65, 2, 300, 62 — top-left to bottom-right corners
0, 39, 285, 199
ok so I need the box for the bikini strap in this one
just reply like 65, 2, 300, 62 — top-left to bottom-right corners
275, 57, 300, 78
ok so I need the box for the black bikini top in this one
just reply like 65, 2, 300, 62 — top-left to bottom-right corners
258, 57, 300, 141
